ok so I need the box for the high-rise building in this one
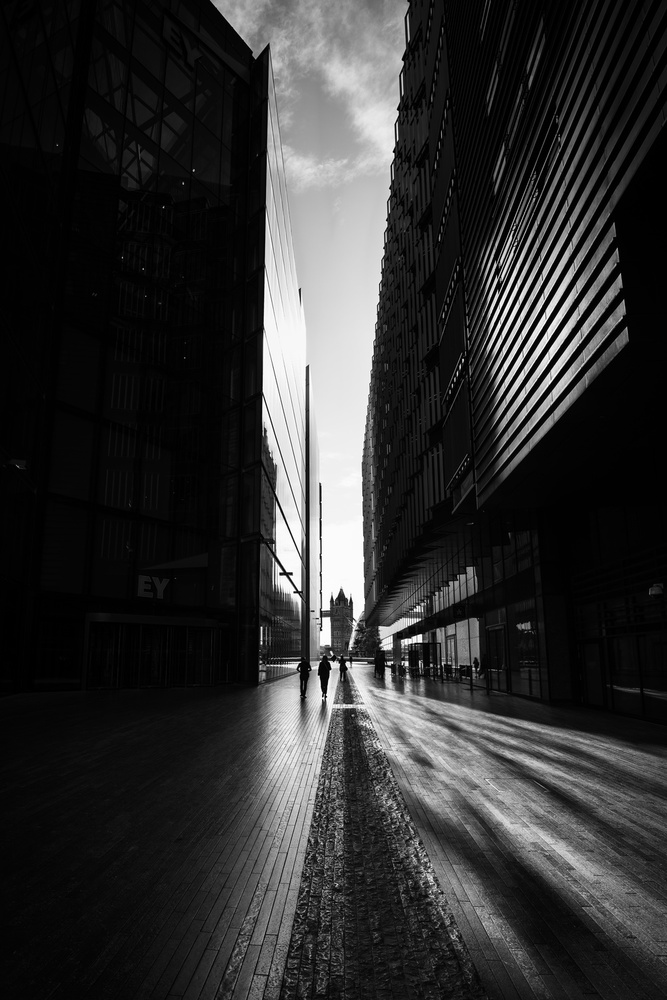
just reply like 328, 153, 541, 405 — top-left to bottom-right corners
0, 0, 319, 690
363, 0, 667, 721
330, 589, 354, 654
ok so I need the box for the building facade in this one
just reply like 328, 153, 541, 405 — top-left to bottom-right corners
304, 367, 323, 659
330, 589, 354, 654
1, 0, 319, 690
363, 0, 667, 721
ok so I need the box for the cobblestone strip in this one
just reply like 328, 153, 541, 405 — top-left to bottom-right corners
279, 676, 487, 1000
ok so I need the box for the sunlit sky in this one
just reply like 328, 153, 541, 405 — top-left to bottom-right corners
213, 1, 406, 641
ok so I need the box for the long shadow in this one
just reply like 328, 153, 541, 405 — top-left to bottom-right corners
364, 666, 667, 748
357, 672, 667, 910
359, 670, 667, 799
401, 706, 667, 854
414, 790, 666, 996
353, 672, 667, 996
432, 709, 667, 804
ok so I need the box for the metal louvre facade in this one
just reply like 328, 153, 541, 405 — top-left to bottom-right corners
363, 0, 667, 721
455, 0, 663, 505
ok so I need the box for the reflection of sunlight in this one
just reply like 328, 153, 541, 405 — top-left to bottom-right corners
354, 667, 667, 937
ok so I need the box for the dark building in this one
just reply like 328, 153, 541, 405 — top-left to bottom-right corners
363, 0, 667, 721
0, 0, 319, 690
329, 588, 354, 654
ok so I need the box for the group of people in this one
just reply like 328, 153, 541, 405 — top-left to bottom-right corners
297, 653, 348, 700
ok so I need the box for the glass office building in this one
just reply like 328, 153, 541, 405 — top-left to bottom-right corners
0, 0, 318, 690
364, 0, 667, 722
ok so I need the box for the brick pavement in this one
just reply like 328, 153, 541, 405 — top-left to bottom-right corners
3, 678, 330, 1000
280, 675, 486, 999
4, 669, 667, 999
353, 667, 667, 1000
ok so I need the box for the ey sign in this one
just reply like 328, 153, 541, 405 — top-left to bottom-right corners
137, 575, 170, 599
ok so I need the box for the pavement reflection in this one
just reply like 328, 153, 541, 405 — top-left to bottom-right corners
352, 665, 667, 1000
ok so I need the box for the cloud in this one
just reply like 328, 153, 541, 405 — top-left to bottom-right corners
212, 0, 404, 189
214, 0, 275, 41
282, 145, 352, 190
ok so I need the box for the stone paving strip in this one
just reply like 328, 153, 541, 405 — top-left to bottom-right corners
279, 676, 487, 1000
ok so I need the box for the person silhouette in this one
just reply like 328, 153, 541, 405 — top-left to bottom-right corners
297, 657, 312, 699
318, 655, 332, 700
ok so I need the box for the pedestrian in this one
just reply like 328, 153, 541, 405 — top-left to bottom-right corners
339, 654, 347, 683
297, 657, 312, 699
473, 656, 480, 677
318, 654, 331, 700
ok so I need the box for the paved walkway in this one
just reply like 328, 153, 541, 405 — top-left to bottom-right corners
4, 678, 329, 1000
4, 667, 667, 999
281, 676, 485, 999
354, 668, 667, 1000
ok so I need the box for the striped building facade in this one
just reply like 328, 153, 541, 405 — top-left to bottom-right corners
363, 0, 667, 720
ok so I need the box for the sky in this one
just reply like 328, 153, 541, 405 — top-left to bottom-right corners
213, 0, 407, 643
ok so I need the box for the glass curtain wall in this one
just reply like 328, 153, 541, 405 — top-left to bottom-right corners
255, 48, 308, 677
2, 1, 309, 688
572, 505, 667, 724
385, 512, 546, 698
2, 3, 309, 690
79, 2, 250, 686
305, 366, 322, 659
0, 0, 78, 689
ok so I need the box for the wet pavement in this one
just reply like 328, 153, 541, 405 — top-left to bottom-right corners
4, 666, 667, 999
280, 676, 485, 999
354, 667, 667, 1000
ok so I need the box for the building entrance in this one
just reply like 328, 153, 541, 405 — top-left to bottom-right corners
85, 615, 225, 688
405, 641, 440, 677
581, 640, 607, 708
486, 625, 508, 692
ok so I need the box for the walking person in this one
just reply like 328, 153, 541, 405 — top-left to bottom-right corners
318, 654, 332, 700
297, 656, 312, 699
339, 654, 348, 683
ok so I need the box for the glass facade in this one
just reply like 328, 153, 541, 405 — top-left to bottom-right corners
1, 1, 317, 691
383, 511, 545, 699
255, 48, 310, 676
569, 503, 667, 725
304, 367, 323, 658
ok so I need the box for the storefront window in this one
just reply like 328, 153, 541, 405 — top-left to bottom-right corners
509, 605, 541, 697
609, 635, 642, 715
641, 632, 667, 723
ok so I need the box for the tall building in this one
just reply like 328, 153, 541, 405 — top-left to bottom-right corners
363, 0, 667, 721
304, 367, 323, 659
330, 588, 354, 654
0, 0, 319, 690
